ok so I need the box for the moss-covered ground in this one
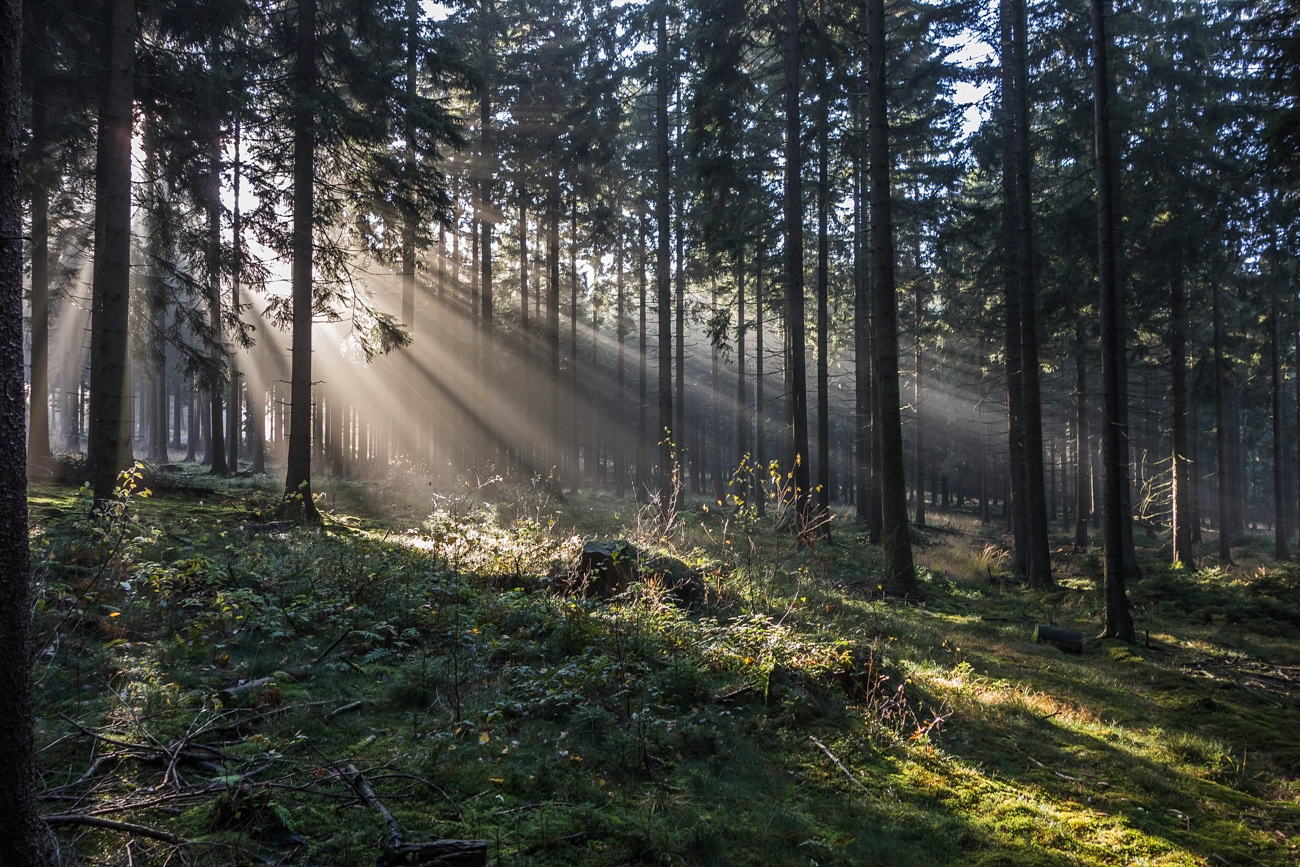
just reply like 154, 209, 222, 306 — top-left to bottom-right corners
27, 464, 1299, 865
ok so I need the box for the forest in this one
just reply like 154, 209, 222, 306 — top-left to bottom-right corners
0, 0, 1298, 863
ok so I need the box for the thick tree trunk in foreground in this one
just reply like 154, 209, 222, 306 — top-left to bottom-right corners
0, 0, 46, 855
866, 0, 915, 589
284, 0, 320, 520
1092, 0, 1134, 640
88, 0, 136, 503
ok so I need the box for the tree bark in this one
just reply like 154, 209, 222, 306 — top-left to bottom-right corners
637, 213, 648, 500
284, 0, 320, 520
656, 8, 673, 509
0, 0, 46, 855
1170, 255, 1192, 566
815, 37, 831, 529
1213, 281, 1231, 562
1074, 322, 1090, 547
616, 225, 626, 496
1093, 0, 1134, 639
88, 0, 136, 503
866, 0, 915, 588
1270, 243, 1288, 559
784, 0, 812, 537
208, 122, 228, 476
26, 2, 51, 464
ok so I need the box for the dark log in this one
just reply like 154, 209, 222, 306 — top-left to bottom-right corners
1034, 624, 1085, 654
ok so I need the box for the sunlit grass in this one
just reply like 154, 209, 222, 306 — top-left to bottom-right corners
24, 471, 1300, 865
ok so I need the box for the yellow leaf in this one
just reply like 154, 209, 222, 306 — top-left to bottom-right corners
479, 732, 491, 744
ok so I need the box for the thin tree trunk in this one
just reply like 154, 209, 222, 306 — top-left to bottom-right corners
480, 4, 494, 470
616, 225, 626, 497
756, 261, 766, 518
1213, 281, 1231, 562
914, 278, 926, 528
208, 122, 228, 476
1270, 245, 1288, 559
1075, 321, 1090, 547
867, 0, 915, 587
637, 214, 648, 500
736, 242, 748, 504
1170, 255, 1192, 565
815, 38, 831, 529
569, 205, 578, 490
656, 8, 673, 509
548, 181, 560, 478
784, 0, 811, 536
710, 277, 722, 502
399, 0, 419, 460
853, 111, 872, 526
1094, 0, 1135, 638
27, 8, 51, 464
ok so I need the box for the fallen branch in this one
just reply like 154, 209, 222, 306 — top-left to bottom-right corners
344, 764, 487, 866
808, 736, 869, 793
1026, 754, 1082, 782
343, 763, 404, 850
43, 812, 187, 845
330, 701, 364, 718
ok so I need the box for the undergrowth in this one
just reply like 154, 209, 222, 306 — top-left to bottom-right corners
23, 465, 1300, 865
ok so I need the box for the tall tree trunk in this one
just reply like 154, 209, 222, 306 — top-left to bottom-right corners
568, 205, 578, 490
637, 213, 648, 500
914, 279, 926, 528
866, 0, 915, 588
1093, 0, 1134, 639
756, 262, 766, 518
1170, 254, 1192, 566
284, 0, 320, 520
1213, 281, 1231, 562
656, 8, 673, 510
616, 225, 626, 496
711, 277, 722, 502
735, 243, 748, 505
26, 5, 51, 465
88, 0, 136, 503
208, 123, 228, 476
228, 122, 245, 472
519, 187, 531, 471
783, 0, 811, 537
0, 0, 45, 853
548, 180, 560, 478
674, 89, 686, 484
815, 38, 831, 530
1271, 258, 1288, 559
479, 2, 494, 470
1001, 0, 1051, 586
852, 111, 872, 527
399, 0, 418, 459
1074, 322, 1089, 547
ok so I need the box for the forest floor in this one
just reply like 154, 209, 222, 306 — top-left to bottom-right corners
25, 462, 1300, 866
